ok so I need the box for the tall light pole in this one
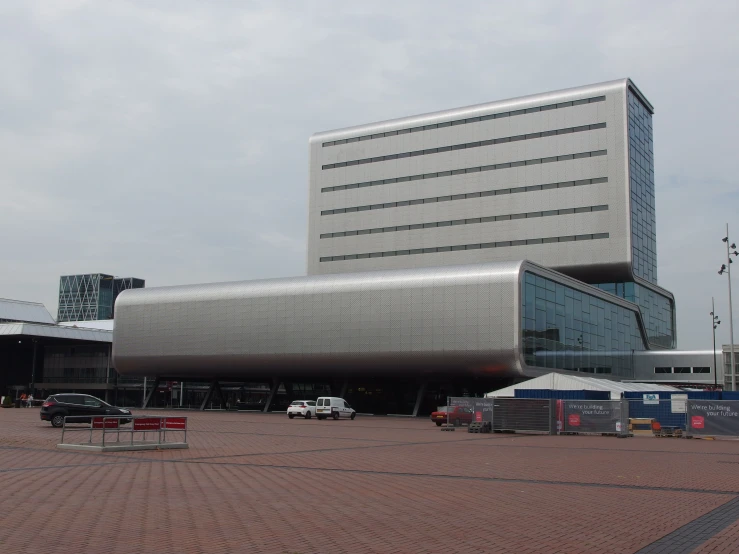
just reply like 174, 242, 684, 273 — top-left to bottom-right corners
719, 224, 738, 391
711, 298, 720, 389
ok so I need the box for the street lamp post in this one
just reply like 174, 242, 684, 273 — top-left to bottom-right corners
719, 224, 738, 391
711, 298, 720, 389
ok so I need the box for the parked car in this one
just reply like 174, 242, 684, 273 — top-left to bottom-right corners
315, 397, 356, 420
287, 400, 316, 419
40, 394, 132, 428
430, 405, 474, 427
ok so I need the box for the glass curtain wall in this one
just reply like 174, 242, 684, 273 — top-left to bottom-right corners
42, 345, 110, 383
594, 282, 674, 349
521, 272, 647, 377
628, 89, 657, 284
57, 274, 114, 322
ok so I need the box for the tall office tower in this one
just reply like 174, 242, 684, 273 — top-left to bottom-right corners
57, 274, 145, 322
308, 79, 674, 349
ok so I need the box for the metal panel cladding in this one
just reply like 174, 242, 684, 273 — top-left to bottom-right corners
113, 262, 525, 379
307, 78, 650, 283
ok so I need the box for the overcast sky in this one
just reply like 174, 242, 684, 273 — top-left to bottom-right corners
1, 1, 737, 349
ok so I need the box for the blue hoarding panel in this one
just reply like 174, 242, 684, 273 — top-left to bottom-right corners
625, 392, 688, 429
686, 391, 721, 400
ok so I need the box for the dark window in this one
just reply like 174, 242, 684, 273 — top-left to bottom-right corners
321, 124, 605, 169
692, 367, 710, 374
321, 153, 607, 194
654, 367, 672, 374
673, 367, 691, 374
320, 232, 608, 263
58, 395, 86, 405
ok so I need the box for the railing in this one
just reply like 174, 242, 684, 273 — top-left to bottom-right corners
59, 415, 188, 448
438, 397, 739, 439
443, 397, 627, 436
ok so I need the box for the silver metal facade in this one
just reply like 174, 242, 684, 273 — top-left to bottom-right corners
631, 350, 720, 385
113, 261, 648, 380
308, 79, 652, 282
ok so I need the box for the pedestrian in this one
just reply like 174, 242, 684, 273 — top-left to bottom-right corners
26, 393, 34, 408
20, 392, 27, 407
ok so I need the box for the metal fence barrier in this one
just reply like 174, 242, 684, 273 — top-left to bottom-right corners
558, 399, 629, 436
58, 415, 188, 451
439, 396, 739, 440
447, 397, 493, 422
686, 400, 739, 438
492, 398, 554, 433
444, 397, 555, 434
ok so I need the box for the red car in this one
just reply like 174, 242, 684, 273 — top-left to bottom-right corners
431, 406, 474, 427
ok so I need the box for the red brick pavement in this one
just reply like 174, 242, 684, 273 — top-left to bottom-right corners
693, 519, 739, 553
1, 408, 738, 553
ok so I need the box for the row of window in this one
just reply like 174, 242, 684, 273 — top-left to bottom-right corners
321, 176, 608, 216
319, 232, 610, 262
572, 367, 612, 374
320, 204, 608, 240
654, 367, 710, 374
321, 95, 607, 147
321, 149, 608, 194
321, 123, 607, 170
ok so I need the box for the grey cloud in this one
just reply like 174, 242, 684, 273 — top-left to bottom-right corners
1, 0, 738, 349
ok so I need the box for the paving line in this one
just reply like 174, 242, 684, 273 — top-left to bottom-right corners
0, 459, 145, 474
467, 440, 739, 457
174, 459, 739, 496
634, 496, 739, 553
178, 435, 494, 462
0, 444, 161, 463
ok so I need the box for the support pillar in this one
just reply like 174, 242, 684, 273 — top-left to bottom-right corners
263, 378, 280, 413
412, 380, 428, 417
200, 380, 227, 411
143, 377, 160, 409
200, 380, 216, 411
105, 345, 111, 403
214, 381, 226, 410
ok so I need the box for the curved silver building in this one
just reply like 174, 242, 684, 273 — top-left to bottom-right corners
113, 260, 649, 380
113, 78, 701, 414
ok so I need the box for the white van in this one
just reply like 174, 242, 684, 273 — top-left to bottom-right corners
315, 397, 356, 420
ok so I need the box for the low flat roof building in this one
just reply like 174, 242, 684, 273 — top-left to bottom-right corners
0, 298, 56, 325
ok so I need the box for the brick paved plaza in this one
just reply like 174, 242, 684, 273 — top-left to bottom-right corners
1, 409, 739, 553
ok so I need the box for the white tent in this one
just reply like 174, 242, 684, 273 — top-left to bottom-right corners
485, 373, 680, 400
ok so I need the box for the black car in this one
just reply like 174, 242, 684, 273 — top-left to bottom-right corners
40, 394, 132, 428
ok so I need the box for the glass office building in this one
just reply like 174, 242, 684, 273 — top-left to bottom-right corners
58, 274, 145, 322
